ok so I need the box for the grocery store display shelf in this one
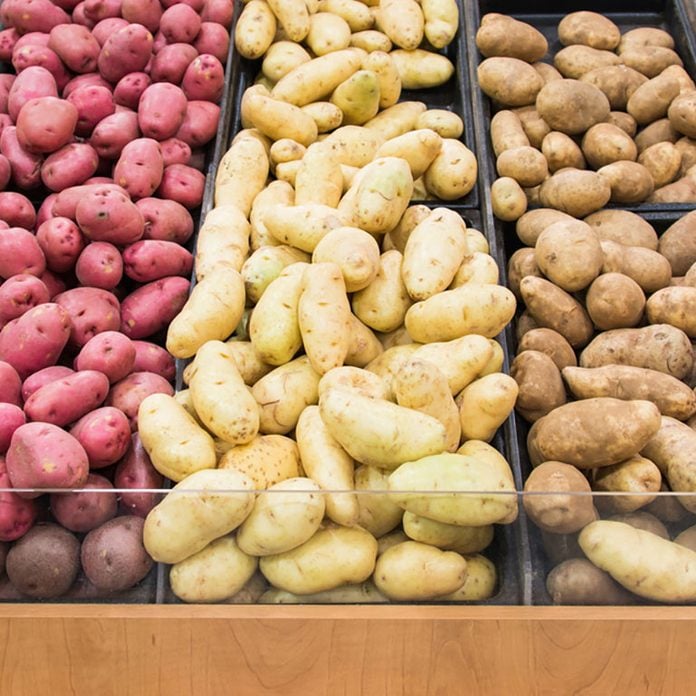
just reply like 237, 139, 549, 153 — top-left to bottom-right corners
0, 604, 693, 694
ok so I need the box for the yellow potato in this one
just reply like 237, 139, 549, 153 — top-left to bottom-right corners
375, 129, 442, 179
391, 49, 455, 89
479, 340, 505, 377
249, 263, 306, 366
235, 0, 276, 60
296, 405, 359, 526
143, 469, 255, 564
403, 512, 494, 554
385, 204, 430, 253
240, 84, 271, 130
195, 205, 250, 281
593, 455, 661, 513
330, 69, 381, 125
324, 124, 384, 166
354, 464, 403, 537
300, 101, 344, 133
241, 245, 309, 304
424, 139, 478, 200
464, 227, 489, 254
319, 366, 390, 400
170, 536, 258, 603
405, 283, 516, 343
365, 343, 420, 392
319, 0, 374, 31
457, 439, 517, 492
274, 160, 302, 185
345, 313, 384, 366
264, 203, 347, 252
244, 93, 318, 147
295, 142, 343, 207
166, 267, 245, 359
416, 109, 464, 139
262, 41, 311, 82
364, 100, 426, 140
319, 388, 447, 469
456, 373, 519, 442
266, 0, 310, 42
402, 207, 468, 300
374, 541, 466, 600
306, 12, 351, 56
218, 434, 301, 489
250, 180, 294, 250
188, 341, 259, 446
259, 582, 388, 604
237, 478, 325, 556
437, 554, 497, 601
392, 357, 461, 452
451, 252, 499, 287
351, 30, 392, 52
379, 0, 424, 50
377, 529, 409, 556
138, 393, 216, 481
252, 356, 321, 434
259, 523, 378, 594
421, 0, 458, 49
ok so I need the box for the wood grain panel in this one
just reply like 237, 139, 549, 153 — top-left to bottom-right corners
0, 606, 693, 695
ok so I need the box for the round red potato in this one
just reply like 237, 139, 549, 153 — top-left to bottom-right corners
0, 457, 38, 541
54, 286, 121, 346
0, 404, 25, 455
0, 361, 22, 405
131, 341, 175, 381
201, 0, 233, 25
48, 23, 100, 74
138, 83, 188, 141
0, 127, 43, 190
149, 43, 198, 85
1, 0, 71, 35
160, 4, 201, 44
97, 23, 153, 84
21, 365, 74, 401
83, 0, 124, 23
7, 66, 58, 122
38, 269, 66, 297
114, 433, 163, 517
113, 137, 164, 200
50, 473, 117, 533
67, 84, 115, 137
123, 240, 193, 283
74, 331, 135, 383
41, 142, 99, 192
137, 197, 193, 243
91, 17, 129, 47
194, 23, 229, 64
91, 110, 141, 160
0, 275, 50, 325
0, 229, 46, 280
120, 0, 162, 33
105, 371, 174, 430
159, 137, 191, 167
157, 164, 205, 209
36, 216, 85, 273
176, 100, 220, 149
12, 45, 70, 92
62, 71, 111, 97
0, 192, 37, 230
75, 241, 123, 289
181, 54, 224, 103
75, 186, 144, 245
16, 97, 78, 154
113, 72, 151, 110
69, 407, 130, 468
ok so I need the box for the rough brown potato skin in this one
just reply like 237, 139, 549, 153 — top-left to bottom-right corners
546, 558, 634, 605
592, 455, 662, 513
579, 325, 694, 379
542, 131, 586, 172
598, 161, 655, 204
477, 57, 544, 107
520, 276, 594, 348
563, 365, 696, 421
600, 241, 671, 294
518, 328, 577, 370
659, 210, 696, 275
515, 208, 575, 246
646, 286, 696, 337
507, 247, 541, 299
535, 79, 610, 135
541, 530, 584, 565
554, 45, 620, 80
558, 12, 621, 50
638, 142, 682, 189
539, 168, 611, 217
476, 14, 548, 63
585, 272, 645, 330
513, 106, 551, 149
527, 398, 661, 468
523, 461, 595, 533
582, 123, 637, 168
511, 350, 566, 423
606, 111, 637, 137
609, 511, 669, 538
579, 65, 647, 110
584, 209, 658, 249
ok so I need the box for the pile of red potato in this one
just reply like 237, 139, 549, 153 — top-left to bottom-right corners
0, 0, 232, 599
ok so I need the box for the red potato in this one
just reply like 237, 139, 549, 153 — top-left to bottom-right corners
6, 422, 89, 496
120, 276, 190, 339
21, 365, 74, 401
69, 406, 130, 468
0, 405, 25, 455
24, 369, 110, 426
157, 164, 205, 209
0, 228, 46, 280
41, 142, 99, 191
162, 0, 204, 9
75, 241, 123, 289
72, 2, 96, 29
0, 192, 37, 229
0, 457, 38, 541
149, 43, 198, 85
53, 182, 127, 219
175, 100, 220, 149
123, 240, 193, 283
36, 217, 85, 273
91, 17, 129, 46
76, 186, 144, 245
194, 23, 229, 64
130, 341, 174, 381
8, 66, 58, 122
0, 362, 21, 406
0, 75, 16, 114
201, 0, 233, 26
0, 29, 19, 63
182, 54, 224, 103
160, 4, 201, 44
84, 175, 114, 185
50, 473, 117, 532
54, 287, 120, 346
113, 138, 164, 200
11, 45, 70, 92
14, 35, 51, 53
136, 197, 194, 243
137, 83, 187, 141
35, 194, 57, 227
0, 275, 50, 324
0, 155, 9, 190
67, 84, 115, 137
16, 96, 77, 153
97, 23, 153, 84
74, 330, 135, 383
120, 0, 162, 33
159, 138, 191, 167
113, 72, 151, 110
114, 433, 163, 517
0, 127, 42, 190
37, 269, 66, 297
62, 71, 111, 97
0, 0, 71, 35
152, 30, 167, 55
106, 371, 174, 430
48, 24, 100, 74
83, 0, 122, 22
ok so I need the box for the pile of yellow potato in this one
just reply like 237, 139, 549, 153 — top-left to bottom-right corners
130, 0, 523, 605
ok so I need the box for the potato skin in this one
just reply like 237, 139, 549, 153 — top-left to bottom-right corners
584, 209, 658, 250
546, 558, 634, 605
477, 57, 544, 107
536, 79, 610, 135
600, 241, 671, 294
592, 455, 661, 513
476, 13, 547, 62
538, 168, 611, 217
518, 329, 577, 371
559, 11, 620, 50
585, 273, 645, 330
511, 350, 566, 423
646, 286, 696, 337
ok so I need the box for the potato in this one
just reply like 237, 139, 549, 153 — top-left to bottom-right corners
423, 139, 477, 201
496, 146, 548, 188
351, 30, 392, 53
218, 435, 301, 490
477, 57, 544, 107
388, 453, 516, 525
170, 536, 257, 604
451, 251, 500, 288
456, 374, 518, 443
363, 101, 426, 141
319, 0, 373, 31
538, 168, 611, 217
579, 520, 696, 603
105, 371, 174, 432
599, 160, 655, 203
378, 0, 423, 50
403, 512, 493, 555
357, 50, 399, 110
194, 207, 250, 282
609, 511, 669, 539
415, 109, 463, 139
262, 41, 310, 82
260, 582, 387, 604
318, 367, 389, 401
419, 0, 458, 49
374, 541, 466, 601
69, 407, 130, 470
546, 558, 634, 605
585, 273, 645, 330
476, 13, 547, 62
645, 286, 696, 338
581, 123, 637, 169
638, 142, 682, 188
259, 523, 378, 595
527, 398, 661, 469
621, 46, 683, 79
245, 92, 319, 148
584, 208, 656, 248
353, 464, 402, 538
437, 554, 497, 601
345, 314, 384, 367
295, 142, 344, 207
506, 248, 540, 299
6, 523, 79, 599
536, 79, 610, 135
554, 45, 621, 80
558, 11, 620, 49
579, 65, 647, 110
523, 461, 595, 534
490, 110, 529, 156
389, 49, 454, 90
659, 210, 696, 275
511, 350, 566, 423
264, 203, 346, 253
517, 330, 576, 373
324, 124, 385, 167
626, 72, 680, 126
675, 526, 696, 553
599, 242, 669, 295
619, 27, 674, 51
166, 268, 245, 360
319, 388, 447, 469
456, 439, 517, 497
306, 12, 351, 56
593, 455, 661, 513
405, 284, 516, 343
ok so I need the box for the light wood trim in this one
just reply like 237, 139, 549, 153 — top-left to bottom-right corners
0, 605, 693, 694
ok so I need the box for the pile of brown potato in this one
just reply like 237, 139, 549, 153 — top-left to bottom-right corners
476, 11, 696, 220
508, 205, 696, 604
